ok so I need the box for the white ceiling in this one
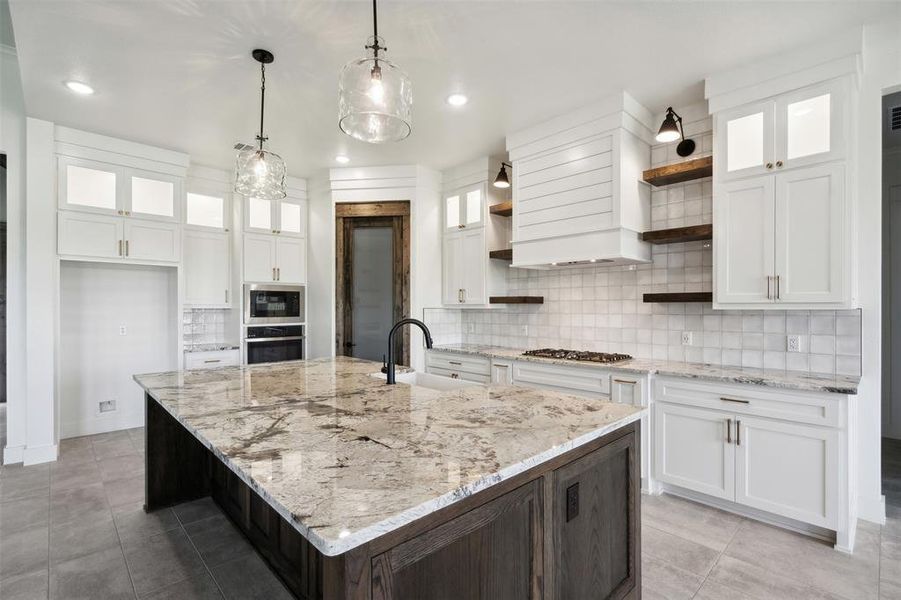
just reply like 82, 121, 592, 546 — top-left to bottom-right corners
8, 1, 899, 177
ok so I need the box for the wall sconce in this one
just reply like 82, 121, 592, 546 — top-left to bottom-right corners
493, 162, 512, 188
656, 107, 696, 157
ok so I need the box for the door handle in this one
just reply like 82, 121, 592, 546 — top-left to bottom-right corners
344, 342, 356, 348
736, 420, 742, 446
726, 418, 733, 444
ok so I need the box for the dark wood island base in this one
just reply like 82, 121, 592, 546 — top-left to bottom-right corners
144, 393, 641, 600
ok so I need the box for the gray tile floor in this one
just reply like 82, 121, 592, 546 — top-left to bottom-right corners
0, 427, 899, 599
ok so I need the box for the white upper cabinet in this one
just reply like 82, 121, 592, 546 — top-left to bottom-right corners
243, 232, 306, 284
185, 192, 227, 230
244, 195, 307, 236
444, 184, 484, 232
183, 229, 231, 307
716, 79, 846, 181
58, 157, 122, 215
127, 170, 180, 221
712, 75, 854, 309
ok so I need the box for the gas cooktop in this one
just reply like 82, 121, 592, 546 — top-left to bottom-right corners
521, 349, 633, 364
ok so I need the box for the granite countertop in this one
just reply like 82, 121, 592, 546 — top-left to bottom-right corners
134, 356, 642, 557
430, 344, 860, 395
184, 344, 240, 353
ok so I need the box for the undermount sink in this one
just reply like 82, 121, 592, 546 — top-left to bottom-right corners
369, 371, 482, 391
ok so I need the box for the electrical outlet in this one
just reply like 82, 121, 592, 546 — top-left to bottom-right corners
99, 400, 116, 413
681, 331, 693, 346
520, 325, 529, 337
787, 335, 802, 353
119, 325, 127, 336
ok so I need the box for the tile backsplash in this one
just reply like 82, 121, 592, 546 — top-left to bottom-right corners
183, 309, 229, 348
423, 115, 862, 376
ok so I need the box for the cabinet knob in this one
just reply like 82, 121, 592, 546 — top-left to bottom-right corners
765, 162, 774, 170
776, 160, 784, 168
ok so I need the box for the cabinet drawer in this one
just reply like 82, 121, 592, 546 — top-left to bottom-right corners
184, 349, 240, 370
512, 361, 611, 397
428, 366, 490, 384
654, 377, 843, 428
426, 352, 490, 376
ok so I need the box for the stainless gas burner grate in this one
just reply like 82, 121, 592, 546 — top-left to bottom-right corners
522, 348, 633, 364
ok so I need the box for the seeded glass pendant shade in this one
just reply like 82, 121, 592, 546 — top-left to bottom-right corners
235, 49, 287, 200
338, 0, 412, 143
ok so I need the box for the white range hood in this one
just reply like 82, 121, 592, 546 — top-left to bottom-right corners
506, 91, 655, 269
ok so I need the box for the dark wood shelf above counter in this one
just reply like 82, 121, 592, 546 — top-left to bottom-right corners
489, 201, 513, 217
642, 156, 713, 187
489, 249, 513, 260
641, 224, 713, 245
489, 296, 544, 304
642, 292, 713, 303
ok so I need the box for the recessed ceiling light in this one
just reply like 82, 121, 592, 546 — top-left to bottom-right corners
446, 93, 468, 107
64, 80, 94, 95
335, 155, 350, 164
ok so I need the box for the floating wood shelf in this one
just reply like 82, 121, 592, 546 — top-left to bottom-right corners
643, 292, 713, 303
641, 224, 713, 245
489, 201, 513, 217
489, 249, 513, 261
489, 296, 544, 305
642, 156, 713, 187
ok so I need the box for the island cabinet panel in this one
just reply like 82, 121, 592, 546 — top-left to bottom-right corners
553, 432, 639, 600
370, 480, 543, 600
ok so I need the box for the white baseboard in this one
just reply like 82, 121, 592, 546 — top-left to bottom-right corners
23, 443, 58, 465
3, 444, 24, 464
857, 494, 886, 525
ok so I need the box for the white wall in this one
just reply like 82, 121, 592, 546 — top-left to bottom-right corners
307, 166, 441, 370
59, 261, 177, 437
1, 25, 27, 464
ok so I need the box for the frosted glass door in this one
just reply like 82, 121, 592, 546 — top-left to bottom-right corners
716, 102, 775, 180
185, 192, 226, 230
445, 194, 461, 231
464, 187, 483, 228
278, 198, 306, 237
350, 226, 394, 362
128, 171, 179, 221
58, 158, 121, 214
776, 80, 844, 170
245, 197, 274, 233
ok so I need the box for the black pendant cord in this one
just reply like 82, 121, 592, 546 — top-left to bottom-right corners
366, 0, 385, 63
257, 62, 268, 149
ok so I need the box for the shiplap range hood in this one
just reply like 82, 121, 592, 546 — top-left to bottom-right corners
506, 91, 655, 269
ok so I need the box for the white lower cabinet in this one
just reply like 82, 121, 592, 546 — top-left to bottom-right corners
58, 211, 179, 263
653, 377, 850, 547
490, 360, 513, 385
425, 351, 491, 383
183, 230, 230, 307
184, 349, 240, 370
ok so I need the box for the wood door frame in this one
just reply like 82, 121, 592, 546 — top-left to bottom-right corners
336, 201, 411, 365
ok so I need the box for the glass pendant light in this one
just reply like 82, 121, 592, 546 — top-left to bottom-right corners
338, 0, 412, 143
235, 49, 287, 200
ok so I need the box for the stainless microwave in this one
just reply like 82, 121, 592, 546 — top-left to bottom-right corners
243, 284, 305, 324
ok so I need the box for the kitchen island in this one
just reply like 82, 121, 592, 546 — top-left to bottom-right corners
134, 356, 643, 600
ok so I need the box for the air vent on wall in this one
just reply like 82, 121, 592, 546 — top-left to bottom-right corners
234, 142, 255, 151
892, 106, 901, 131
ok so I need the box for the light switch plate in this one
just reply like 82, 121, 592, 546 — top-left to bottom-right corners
787, 335, 802, 353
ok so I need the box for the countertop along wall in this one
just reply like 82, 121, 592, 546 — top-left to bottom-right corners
429, 107, 862, 378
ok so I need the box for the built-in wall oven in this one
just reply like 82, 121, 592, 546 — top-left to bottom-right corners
244, 325, 305, 364
244, 284, 305, 325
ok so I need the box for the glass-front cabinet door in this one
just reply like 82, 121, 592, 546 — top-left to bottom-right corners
278, 197, 306, 237
185, 191, 227, 230
127, 170, 180, 221
244, 196, 274, 233
775, 79, 845, 171
716, 101, 775, 180
443, 184, 484, 232
58, 156, 123, 215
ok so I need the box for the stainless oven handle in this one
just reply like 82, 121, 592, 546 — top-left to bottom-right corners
245, 336, 306, 343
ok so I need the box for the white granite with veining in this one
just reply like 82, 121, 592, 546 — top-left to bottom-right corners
430, 344, 860, 395
134, 356, 642, 556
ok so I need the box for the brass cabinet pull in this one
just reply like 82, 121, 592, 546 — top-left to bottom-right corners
272, 267, 276, 281
118, 240, 123, 256
613, 379, 636, 385
203, 359, 221, 364
225, 289, 228, 303
462, 289, 466, 303
448, 361, 462, 366
776, 275, 781, 300
117, 209, 124, 216
726, 418, 733, 444
766, 276, 772, 300
450, 372, 459, 379
720, 397, 750, 404
125, 240, 129, 256
276, 267, 280, 281
776, 160, 784, 168
736, 420, 742, 446
766, 162, 774, 169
